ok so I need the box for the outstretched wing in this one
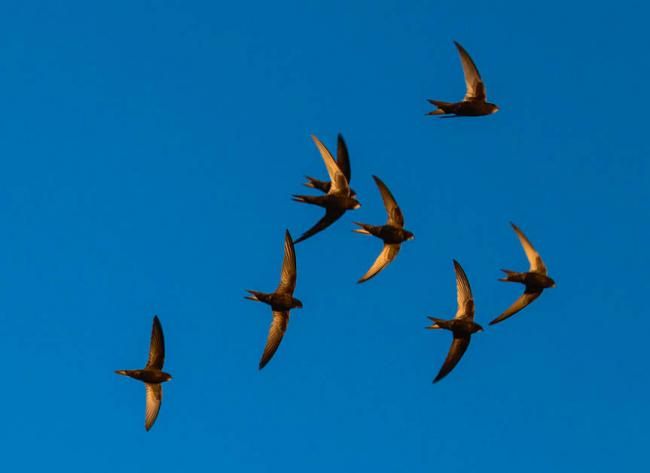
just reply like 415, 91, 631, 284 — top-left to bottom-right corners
511, 222, 547, 275
294, 208, 345, 244
259, 311, 289, 369
357, 244, 401, 283
454, 41, 487, 102
453, 260, 474, 320
311, 134, 349, 194
146, 316, 165, 370
434, 335, 471, 383
372, 175, 404, 227
144, 383, 162, 431
336, 134, 351, 184
276, 230, 297, 294
489, 289, 542, 326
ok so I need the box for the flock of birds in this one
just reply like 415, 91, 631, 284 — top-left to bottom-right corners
115, 40, 556, 431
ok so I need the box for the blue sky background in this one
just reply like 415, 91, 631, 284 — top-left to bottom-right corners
0, 1, 648, 471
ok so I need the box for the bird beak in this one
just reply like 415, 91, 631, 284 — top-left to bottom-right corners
408, 235, 415, 241
354, 203, 361, 209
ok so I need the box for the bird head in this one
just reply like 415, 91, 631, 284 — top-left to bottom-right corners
547, 277, 557, 288
405, 230, 415, 241
163, 373, 173, 381
293, 298, 303, 309
488, 103, 500, 114
474, 323, 484, 333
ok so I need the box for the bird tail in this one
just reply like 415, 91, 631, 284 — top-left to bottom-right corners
115, 370, 129, 376
499, 269, 523, 283
244, 290, 265, 302
426, 317, 447, 329
352, 222, 372, 235
292, 194, 320, 205
426, 99, 451, 115
303, 176, 327, 192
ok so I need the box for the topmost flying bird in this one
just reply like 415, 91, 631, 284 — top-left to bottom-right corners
427, 41, 499, 118
292, 135, 361, 244
489, 223, 556, 326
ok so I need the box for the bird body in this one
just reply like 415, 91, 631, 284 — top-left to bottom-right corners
354, 223, 412, 245
426, 41, 499, 118
115, 369, 172, 384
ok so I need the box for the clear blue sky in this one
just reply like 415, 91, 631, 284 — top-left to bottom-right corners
0, 1, 648, 471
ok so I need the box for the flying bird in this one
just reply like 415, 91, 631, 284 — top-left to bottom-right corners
427, 260, 483, 383
303, 134, 356, 197
293, 135, 361, 244
353, 175, 414, 283
245, 230, 303, 369
490, 223, 556, 326
115, 315, 172, 431
426, 40, 499, 117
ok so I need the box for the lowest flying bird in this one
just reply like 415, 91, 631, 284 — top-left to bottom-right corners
490, 223, 556, 326
293, 135, 361, 244
427, 260, 483, 383
245, 230, 303, 369
353, 175, 414, 283
115, 315, 172, 431
426, 40, 499, 117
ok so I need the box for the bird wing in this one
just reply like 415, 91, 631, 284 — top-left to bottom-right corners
146, 316, 165, 370
511, 222, 547, 275
144, 383, 162, 431
259, 311, 289, 369
311, 134, 349, 194
336, 134, 351, 184
294, 208, 345, 244
489, 289, 542, 326
358, 244, 401, 283
276, 230, 297, 294
454, 41, 487, 102
372, 175, 404, 227
453, 260, 475, 320
434, 335, 471, 383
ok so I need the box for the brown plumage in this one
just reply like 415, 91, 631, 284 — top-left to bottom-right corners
490, 223, 556, 326
115, 315, 172, 431
427, 260, 483, 383
426, 41, 499, 118
353, 175, 414, 283
293, 135, 361, 244
245, 230, 303, 369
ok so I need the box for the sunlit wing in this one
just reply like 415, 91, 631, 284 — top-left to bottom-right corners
511, 222, 547, 275
276, 230, 297, 294
453, 260, 474, 320
358, 244, 401, 283
144, 383, 162, 431
454, 41, 487, 102
259, 311, 289, 369
311, 134, 348, 194
489, 290, 542, 326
